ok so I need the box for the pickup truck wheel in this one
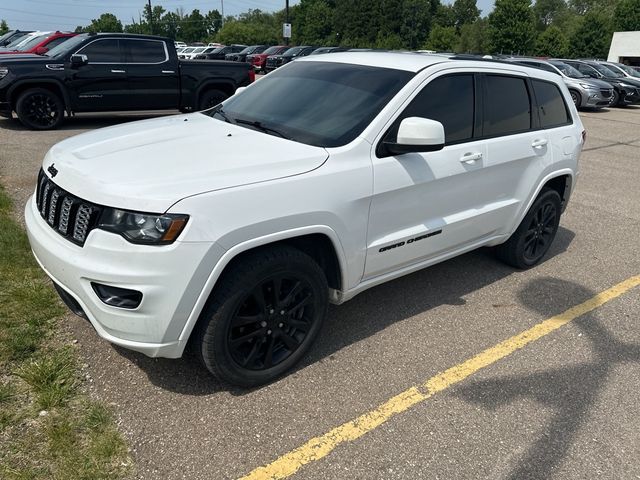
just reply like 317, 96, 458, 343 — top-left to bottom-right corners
495, 188, 561, 269
195, 246, 328, 387
199, 89, 228, 111
16, 88, 64, 130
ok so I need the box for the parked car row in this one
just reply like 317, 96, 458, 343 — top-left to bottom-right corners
500, 57, 640, 109
0, 30, 77, 56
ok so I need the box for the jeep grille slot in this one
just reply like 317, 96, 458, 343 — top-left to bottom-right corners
35, 169, 102, 247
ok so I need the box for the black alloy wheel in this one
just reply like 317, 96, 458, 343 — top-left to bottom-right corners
16, 88, 64, 130
195, 246, 328, 387
495, 188, 562, 269
199, 89, 228, 111
610, 90, 620, 107
227, 274, 315, 370
522, 199, 557, 264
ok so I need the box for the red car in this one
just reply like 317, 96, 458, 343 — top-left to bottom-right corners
246, 45, 289, 73
0, 31, 76, 55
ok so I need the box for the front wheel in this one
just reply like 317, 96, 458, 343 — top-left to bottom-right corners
569, 90, 581, 108
495, 188, 562, 269
195, 246, 328, 387
16, 88, 65, 130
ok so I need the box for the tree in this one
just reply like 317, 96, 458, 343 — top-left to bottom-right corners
0, 20, 9, 36
533, 0, 567, 28
613, 0, 640, 31
568, 11, 613, 58
296, 0, 335, 45
488, 0, 537, 54
452, 0, 480, 30
425, 25, 459, 51
456, 18, 488, 53
84, 13, 123, 33
180, 9, 209, 43
535, 25, 569, 56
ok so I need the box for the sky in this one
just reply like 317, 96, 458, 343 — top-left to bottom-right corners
0, 0, 496, 32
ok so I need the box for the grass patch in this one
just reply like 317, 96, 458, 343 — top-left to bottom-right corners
0, 185, 131, 479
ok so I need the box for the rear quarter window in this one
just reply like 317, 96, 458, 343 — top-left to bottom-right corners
531, 79, 572, 128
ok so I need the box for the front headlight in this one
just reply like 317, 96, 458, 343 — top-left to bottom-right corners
579, 83, 598, 89
98, 209, 189, 245
0, 66, 9, 79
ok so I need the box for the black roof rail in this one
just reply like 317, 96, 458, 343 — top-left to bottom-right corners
448, 54, 520, 67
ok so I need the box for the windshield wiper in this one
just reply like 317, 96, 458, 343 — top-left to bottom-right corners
234, 118, 290, 140
212, 106, 233, 123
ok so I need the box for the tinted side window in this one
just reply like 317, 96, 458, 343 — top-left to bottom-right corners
532, 79, 571, 128
80, 40, 120, 63
390, 74, 475, 144
483, 75, 531, 137
125, 40, 166, 63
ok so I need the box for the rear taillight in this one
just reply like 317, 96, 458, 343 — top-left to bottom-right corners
248, 68, 255, 83
581, 130, 587, 145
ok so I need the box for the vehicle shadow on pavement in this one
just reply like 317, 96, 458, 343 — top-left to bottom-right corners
112, 227, 575, 395
453, 276, 640, 480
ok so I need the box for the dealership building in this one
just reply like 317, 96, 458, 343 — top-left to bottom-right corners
608, 31, 640, 65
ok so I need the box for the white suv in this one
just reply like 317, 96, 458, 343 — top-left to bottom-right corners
26, 53, 584, 386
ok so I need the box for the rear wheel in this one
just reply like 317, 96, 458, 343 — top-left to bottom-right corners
495, 188, 562, 269
198, 89, 228, 111
195, 246, 328, 387
16, 88, 64, 130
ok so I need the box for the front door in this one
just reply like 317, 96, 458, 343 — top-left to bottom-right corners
66, 38, 130, 111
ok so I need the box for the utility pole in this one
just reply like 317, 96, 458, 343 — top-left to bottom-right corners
285, 0, 290, 45
221, 0, 225, 26
147, 0, 154, 35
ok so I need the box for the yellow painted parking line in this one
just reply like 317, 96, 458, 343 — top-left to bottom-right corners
239, 275, 640, 480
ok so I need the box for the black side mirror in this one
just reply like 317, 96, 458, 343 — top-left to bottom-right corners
70, 54, 88, 68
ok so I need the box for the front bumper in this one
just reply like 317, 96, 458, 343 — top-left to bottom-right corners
582, 88, 613, 108
25, 195, 225, 358
622, 88, 640, 105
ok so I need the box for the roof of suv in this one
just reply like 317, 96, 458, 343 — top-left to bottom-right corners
296, 51, 452, 71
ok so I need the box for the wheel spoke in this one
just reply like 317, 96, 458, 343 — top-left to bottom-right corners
242, 340, 261, 367
230, 328, 265, 347
279, 332, 299, 350
263, 336, 275, 368
232, 313, 263, 327
280, 281, 302, 308
285, 318, 309, 331
286, 293, 312, 314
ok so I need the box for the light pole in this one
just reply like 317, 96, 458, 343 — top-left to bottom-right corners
221, 0, 225, 26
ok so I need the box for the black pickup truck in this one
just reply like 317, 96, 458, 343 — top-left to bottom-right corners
0, 33, 254, 130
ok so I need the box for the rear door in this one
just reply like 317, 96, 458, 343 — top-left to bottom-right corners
66, 38, 130, 111
122, 38, 179, 109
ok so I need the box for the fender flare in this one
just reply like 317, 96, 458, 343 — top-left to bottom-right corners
7, 78, 72, 111
176, 225, 348, 345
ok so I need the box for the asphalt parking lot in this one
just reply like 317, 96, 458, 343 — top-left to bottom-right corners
1, 107, 639, 480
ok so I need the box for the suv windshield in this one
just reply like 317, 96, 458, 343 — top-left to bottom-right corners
46, 34, 87, 58
587, 62, 623, 78
262, 46, 283, 55
14, 33, 49, 51
614, 63, 640, 78
549, 61, 586, 78
206, 61, 413, 148
282, 47, 304, 56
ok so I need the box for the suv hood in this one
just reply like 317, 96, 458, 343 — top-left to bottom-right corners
564, 77, 611, 89
42, 113, 329, 212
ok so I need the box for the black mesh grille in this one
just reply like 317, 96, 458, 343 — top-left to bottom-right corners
35, 169, 102, 246
600, 89, 612, 98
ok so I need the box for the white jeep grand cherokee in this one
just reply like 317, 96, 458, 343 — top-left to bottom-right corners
26, 53, 584, 386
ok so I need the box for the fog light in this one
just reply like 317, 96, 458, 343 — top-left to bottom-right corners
91, 283, 142, 309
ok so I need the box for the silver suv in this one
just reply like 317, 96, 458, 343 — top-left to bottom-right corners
510, 58, 613, 108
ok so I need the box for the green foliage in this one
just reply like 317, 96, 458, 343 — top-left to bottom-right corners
215, 9, 282, 45
488, 0, 537, 54
456, 18, 488, 53
534, 0, 568, 28
426, 25, 459, 51
295, 0, 335, 45
83, 13, 123, 33
568, 11, 613, 58
0, 20, 9, 35
614, 0, 640, 31
452, 0, 481, 30
535, 24, 569, 56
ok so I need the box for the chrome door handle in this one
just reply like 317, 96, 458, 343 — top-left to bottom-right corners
161, 70, 176, 74
111, 69, 126, 73
460, 152, 483, 164
532, 138, 548, 148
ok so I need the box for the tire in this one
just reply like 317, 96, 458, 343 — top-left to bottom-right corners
195, 246, 329, 387
198, 89, 228, 111
610, 90, 620, 107
569, 90, 580, 108
16, 87, 65, 130
495, 188, 562, 269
